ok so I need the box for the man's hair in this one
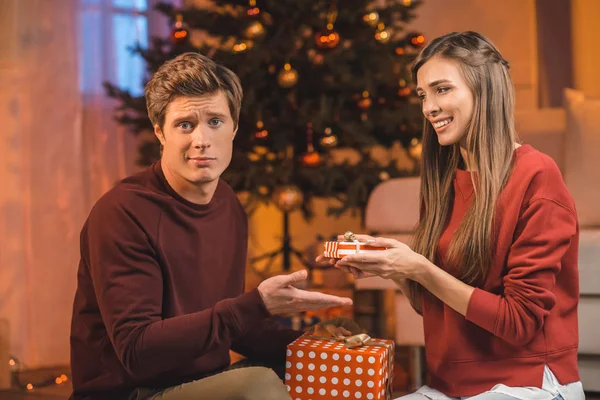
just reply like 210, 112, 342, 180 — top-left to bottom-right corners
145, 52, 243, 130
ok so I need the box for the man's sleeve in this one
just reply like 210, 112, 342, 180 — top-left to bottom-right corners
85, 199, 271, 380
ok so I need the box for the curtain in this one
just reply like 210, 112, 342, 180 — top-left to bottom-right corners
0, 0, 177, 367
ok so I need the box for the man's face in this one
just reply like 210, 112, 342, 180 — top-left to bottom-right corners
155, 91, 237, 192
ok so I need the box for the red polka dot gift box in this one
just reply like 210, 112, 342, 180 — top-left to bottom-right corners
285, 333, 394, 400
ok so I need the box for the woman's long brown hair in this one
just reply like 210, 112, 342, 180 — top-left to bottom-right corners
407, 32, 518, 305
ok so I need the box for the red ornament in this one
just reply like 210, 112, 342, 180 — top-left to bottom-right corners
301, 151, 322, 167
170, 14, 189, 45
315, 29, 340, 50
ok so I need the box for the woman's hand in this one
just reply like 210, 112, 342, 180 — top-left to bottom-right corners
335, 235, 427, 282
315, 234, 377, 279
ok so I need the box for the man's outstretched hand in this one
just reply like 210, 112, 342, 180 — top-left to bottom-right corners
258, 270, 353, 315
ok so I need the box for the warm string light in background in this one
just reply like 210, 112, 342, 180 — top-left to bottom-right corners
7, 357, 69, 391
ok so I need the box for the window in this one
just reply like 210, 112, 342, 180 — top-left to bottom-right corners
79, 0, 156, 96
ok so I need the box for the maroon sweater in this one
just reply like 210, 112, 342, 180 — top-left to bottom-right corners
424, 145, 580, 396
69, 161, 301, 400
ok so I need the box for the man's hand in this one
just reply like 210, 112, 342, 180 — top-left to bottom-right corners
258, 270, 353, 315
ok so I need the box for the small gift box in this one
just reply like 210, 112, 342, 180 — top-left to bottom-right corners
323, 241, 386, 259
285, 332, 394, 400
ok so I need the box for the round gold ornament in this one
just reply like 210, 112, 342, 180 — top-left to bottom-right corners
408, 137, 423, 159
243, 20, 265, 39
320, 134, 338, 148
273, 185, 304, 212
379, 171, 390, 181
277, 63, 299, 88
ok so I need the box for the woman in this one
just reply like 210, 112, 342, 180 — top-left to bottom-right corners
320, 32, 584, 400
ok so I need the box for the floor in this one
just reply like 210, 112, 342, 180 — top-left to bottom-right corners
1, 366, 599, 400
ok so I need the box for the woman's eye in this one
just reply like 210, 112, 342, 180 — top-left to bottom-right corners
437, 87, 450, 94
417, 94, 426, 102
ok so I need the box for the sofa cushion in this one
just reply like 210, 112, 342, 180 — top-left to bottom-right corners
365, 177, 420, 233
563, 88, 600, 226
579, 230, 600, 295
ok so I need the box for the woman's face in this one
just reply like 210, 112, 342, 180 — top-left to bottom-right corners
416, 57, 474, 147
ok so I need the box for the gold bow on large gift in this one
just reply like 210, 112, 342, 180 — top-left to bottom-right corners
305, 324, 394, 398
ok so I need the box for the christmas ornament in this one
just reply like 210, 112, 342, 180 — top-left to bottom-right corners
379, 171, 390, 181
395, 47, 405, 55
273, 185, 304, 212
398, 87, 411, 97
243, 20, 265, 39
300, 122, 322, 167
170, 14, 189, 45
301, 151, 322, 167
319, 127, 338, 148
408, 137, 422, 159
315, 6, 340, 50
247, 0, 260, 17
302, 26, 313, 39
255, 129, 268, 139
277, 63, 299, 88
254, 120, 268, 139
312, 53, 325, 65
357, 91, 372, 110
315, 29, 340, 50
403, 0, 412, 6
363, 12, 379, 27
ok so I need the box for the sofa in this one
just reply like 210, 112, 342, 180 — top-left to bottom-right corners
355, 88, 600, 393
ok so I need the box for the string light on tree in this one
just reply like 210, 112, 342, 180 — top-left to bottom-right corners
277, 63, 299, 88
375, 23, 390, 43
170, 14, 189, 45
233, 41, 253, 53
409, 34, 426, 48
362, 12, 379, 27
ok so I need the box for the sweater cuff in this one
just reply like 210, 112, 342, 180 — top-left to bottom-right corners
228, 289, 272, 334
465, 288, 500, 334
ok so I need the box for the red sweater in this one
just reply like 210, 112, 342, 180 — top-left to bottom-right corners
423, 145, 580, 396
69, 161, 301, 400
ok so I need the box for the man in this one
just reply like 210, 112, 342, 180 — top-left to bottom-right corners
69, 52, 352, 400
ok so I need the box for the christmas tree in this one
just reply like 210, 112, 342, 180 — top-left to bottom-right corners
105, 0, 424, 221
